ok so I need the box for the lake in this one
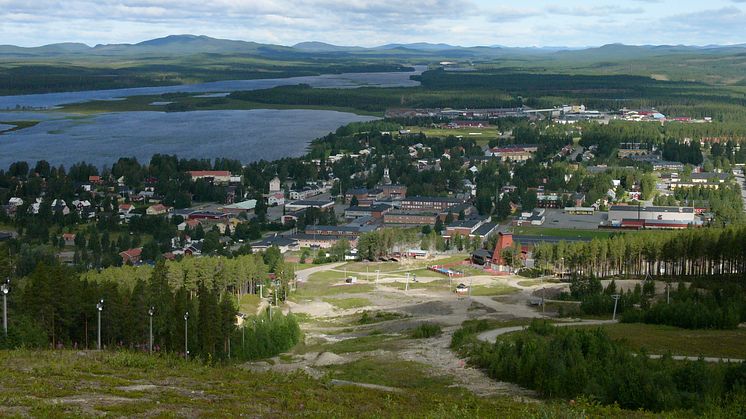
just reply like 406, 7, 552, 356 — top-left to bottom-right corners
0, 110, 377, 168
0, 66, 425, 109
0, 67, 420, 168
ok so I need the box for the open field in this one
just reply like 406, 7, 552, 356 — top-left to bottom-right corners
511, 226, 623, 240
404, 126, 499, 144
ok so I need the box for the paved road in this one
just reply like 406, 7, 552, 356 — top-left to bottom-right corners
476, 320, 744, 363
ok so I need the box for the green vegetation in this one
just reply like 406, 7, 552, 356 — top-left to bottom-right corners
453, 319, 746, 413
621, 283, 746, 330
0, 348, 657, 417
534, 226, 746, 278
323, 297, 371, 310
323, 357, 451, 390
0, 258, 300, 363
358, 311, 405, 325
569, 323, 746, 359
410, 323, 443, 339
469, 283, 519, 296
511, 226, 621, 239
0, 120, 40, 133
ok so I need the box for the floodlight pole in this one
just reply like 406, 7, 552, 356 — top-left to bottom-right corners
1, 279, 9, 336
184, 312, 189, 360
148, 306, 154, 353
611, 294, 621, 320
96, 299, 104, 350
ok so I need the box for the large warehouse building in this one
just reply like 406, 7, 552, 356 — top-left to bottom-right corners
608, 205, 698, 229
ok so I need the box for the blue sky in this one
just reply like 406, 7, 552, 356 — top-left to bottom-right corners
0, 0, 745, 47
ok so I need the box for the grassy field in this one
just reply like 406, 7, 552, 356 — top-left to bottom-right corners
469, 283, 520, 297
570, 323, 746, 359
511, 226, 623, 240
0, 349, 651, 417
404, 126, 498, 144
322, 297, 372, 310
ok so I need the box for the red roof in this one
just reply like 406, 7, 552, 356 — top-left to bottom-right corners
119, 248, 142, 258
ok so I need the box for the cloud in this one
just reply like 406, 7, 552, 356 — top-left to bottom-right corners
664, 6, 746, 32
547, 5, 645, 17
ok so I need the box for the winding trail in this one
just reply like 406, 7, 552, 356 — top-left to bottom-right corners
477, 319, 745, 363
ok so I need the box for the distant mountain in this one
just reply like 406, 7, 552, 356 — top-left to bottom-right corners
2, 36, 746, 61
292, 41, 365, 52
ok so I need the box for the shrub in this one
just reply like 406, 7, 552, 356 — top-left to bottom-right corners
411, 323, 442, 339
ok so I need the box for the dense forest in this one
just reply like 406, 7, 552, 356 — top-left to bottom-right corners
533, 226, 746, 278
0, 253, 300, 361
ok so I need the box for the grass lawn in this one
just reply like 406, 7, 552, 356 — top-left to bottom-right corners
511, 226, 622, 240
405, 126, 498, 145
469, 283, 520, 297
571, 323, 746, 359
323, 297, 372, 310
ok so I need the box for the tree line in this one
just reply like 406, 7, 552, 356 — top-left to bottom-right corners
533, 226, 746, 278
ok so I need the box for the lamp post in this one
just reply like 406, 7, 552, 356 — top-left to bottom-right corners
660, 266, 669, 304
96, 299, 104, 350
148, 306, 154, 353
611, 294, 621, 320
184, 312, 189, 360
405, 273, 410, 292
375, 270, 380, 290
1, 279, 9, 336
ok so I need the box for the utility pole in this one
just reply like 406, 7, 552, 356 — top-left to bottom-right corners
1, 279, 9, 336
611, 294, 621, 320
148, 306, 154, 353
184, 312, 189, 360
96, 299, 104, 350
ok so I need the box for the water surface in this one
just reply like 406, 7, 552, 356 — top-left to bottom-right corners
0, 110, 377, 168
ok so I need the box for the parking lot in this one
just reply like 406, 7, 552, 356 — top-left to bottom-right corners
542, 208, 606, 230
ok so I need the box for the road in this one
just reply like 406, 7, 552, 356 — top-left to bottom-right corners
476, 319, 744, 363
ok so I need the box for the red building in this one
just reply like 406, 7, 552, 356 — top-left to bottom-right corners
490, 232, 514, 266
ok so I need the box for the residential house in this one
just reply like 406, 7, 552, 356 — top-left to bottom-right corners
119, 248, 143, 265
62, 233, 76, 246
146, 204, 171, 216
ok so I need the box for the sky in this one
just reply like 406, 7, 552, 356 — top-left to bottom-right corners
0, 0, 745, 48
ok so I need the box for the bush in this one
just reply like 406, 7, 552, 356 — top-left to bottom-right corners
455, 322, 746, 412
450, 319, 491, 350
410, 323, 442, 339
